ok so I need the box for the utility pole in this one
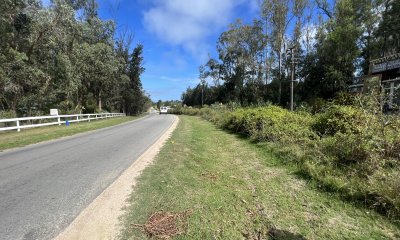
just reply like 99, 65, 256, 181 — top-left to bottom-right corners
287, 46, 298, 111
199, 65, 206, 108
201, 84, 204, 108
290, 48, 294, 111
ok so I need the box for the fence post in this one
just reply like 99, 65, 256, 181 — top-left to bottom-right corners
17, 120, 21, 132
76, 116, 79, 122
58, 117, 61, 126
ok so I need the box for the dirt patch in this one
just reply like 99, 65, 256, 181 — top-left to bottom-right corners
201, 171, 218, 181
133, 210, 192, 239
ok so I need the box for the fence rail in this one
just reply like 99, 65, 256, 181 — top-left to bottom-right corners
0, 113, 125, 132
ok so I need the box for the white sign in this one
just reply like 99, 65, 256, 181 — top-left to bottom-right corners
372, 59, 400, 73
50, 109, 59, 116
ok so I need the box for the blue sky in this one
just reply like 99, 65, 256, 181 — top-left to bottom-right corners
44, 0, 260, 101
96, 0, 260, 101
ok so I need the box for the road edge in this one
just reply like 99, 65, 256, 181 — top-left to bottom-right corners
54, 115, 179, 240
0, 114, 151, 154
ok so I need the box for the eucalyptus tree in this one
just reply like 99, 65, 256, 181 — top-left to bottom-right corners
0, 0, 149, 116
29, 1, 81, 112
259, 0, 309, 105
216, 19, 266, 104
0, 0, 48, 115
352, 0, 381, 74
376, 0, 400, 55
301, 0, 361, 100
265, 0, 290, 104
204, 58, 221, 87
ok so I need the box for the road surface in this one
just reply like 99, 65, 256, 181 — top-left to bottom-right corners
0, 114, 175, 240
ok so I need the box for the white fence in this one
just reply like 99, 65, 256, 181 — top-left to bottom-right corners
0, 113, 125, 132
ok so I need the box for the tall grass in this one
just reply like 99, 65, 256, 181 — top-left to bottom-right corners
170, 102, 400, 222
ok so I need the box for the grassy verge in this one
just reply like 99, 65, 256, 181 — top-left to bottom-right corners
120, 116, 400, 239
171, 106, 400, 220
0, 115, 143, 151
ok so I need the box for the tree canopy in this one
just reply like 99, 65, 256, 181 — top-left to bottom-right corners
0, 0, 150, 117
182, 0, 399, 108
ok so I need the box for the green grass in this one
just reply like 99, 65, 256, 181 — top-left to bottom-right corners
119, 116, 400, 239
0, 115, 143, 151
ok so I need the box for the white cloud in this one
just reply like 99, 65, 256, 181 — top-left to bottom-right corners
143, 0, 245, 59
160, 75, 198, 84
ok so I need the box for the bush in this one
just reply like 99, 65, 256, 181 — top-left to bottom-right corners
0, 110, 17, 127
0, 110, 17, 119
322, 133, 374, 165
312, 105, 366, 136
333, 92, 358, 106
307, 97, 327, 114
169, 105, 229, 126
168, 106, 184, 115
168, 106, 200, 116
223, 106, 317, 144
177, 104, 400, 220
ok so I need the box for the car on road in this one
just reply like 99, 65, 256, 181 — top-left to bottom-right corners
160, 106, 168, 114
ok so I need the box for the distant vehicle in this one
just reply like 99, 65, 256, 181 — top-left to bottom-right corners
160, 106, 168, 114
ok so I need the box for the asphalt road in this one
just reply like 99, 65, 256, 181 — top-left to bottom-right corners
0, 114, 175, 240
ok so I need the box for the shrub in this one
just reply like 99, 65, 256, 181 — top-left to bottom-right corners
0, 110, 17, 119
178, 104, 400, 220
333, 92, 358, 106
0, 110, 17, 127
312, 105, 366, 136
224, 106, 317, 144
168, 106, 184, 115
322, 133, 374, 165
307, 97, 327, 114
169, 107, 200, 116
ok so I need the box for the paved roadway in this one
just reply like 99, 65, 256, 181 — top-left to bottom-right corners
0, 114, 175, 240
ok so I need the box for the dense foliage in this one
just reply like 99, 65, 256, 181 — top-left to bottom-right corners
177, 0, 400, 220
0, 0, 150, 117
181, 0, 399, 108
170, 97, 400, 220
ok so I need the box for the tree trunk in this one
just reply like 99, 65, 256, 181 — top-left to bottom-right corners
98, 90, 102, 112
278, 51, 282, 104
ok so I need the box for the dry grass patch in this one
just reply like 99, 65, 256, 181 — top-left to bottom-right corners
132, 210, 192, 239
200, 171, 218, 181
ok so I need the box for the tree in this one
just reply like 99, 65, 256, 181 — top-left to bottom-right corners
0, 0, 48, 115
199, 65, 207, 107
215, 19, 267, 105
0, 0, 149, 116
376, 0, 400, 55
124, 44, 145, 115
263, 0, 290, 104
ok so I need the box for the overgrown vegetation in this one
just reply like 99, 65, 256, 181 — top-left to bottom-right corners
181, 0, 400, 108
170, 94, 400, 222
120, 115, 400, 239
0, 0, 150, 117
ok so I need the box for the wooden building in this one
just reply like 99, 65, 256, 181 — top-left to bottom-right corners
349, 52, 400, 109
